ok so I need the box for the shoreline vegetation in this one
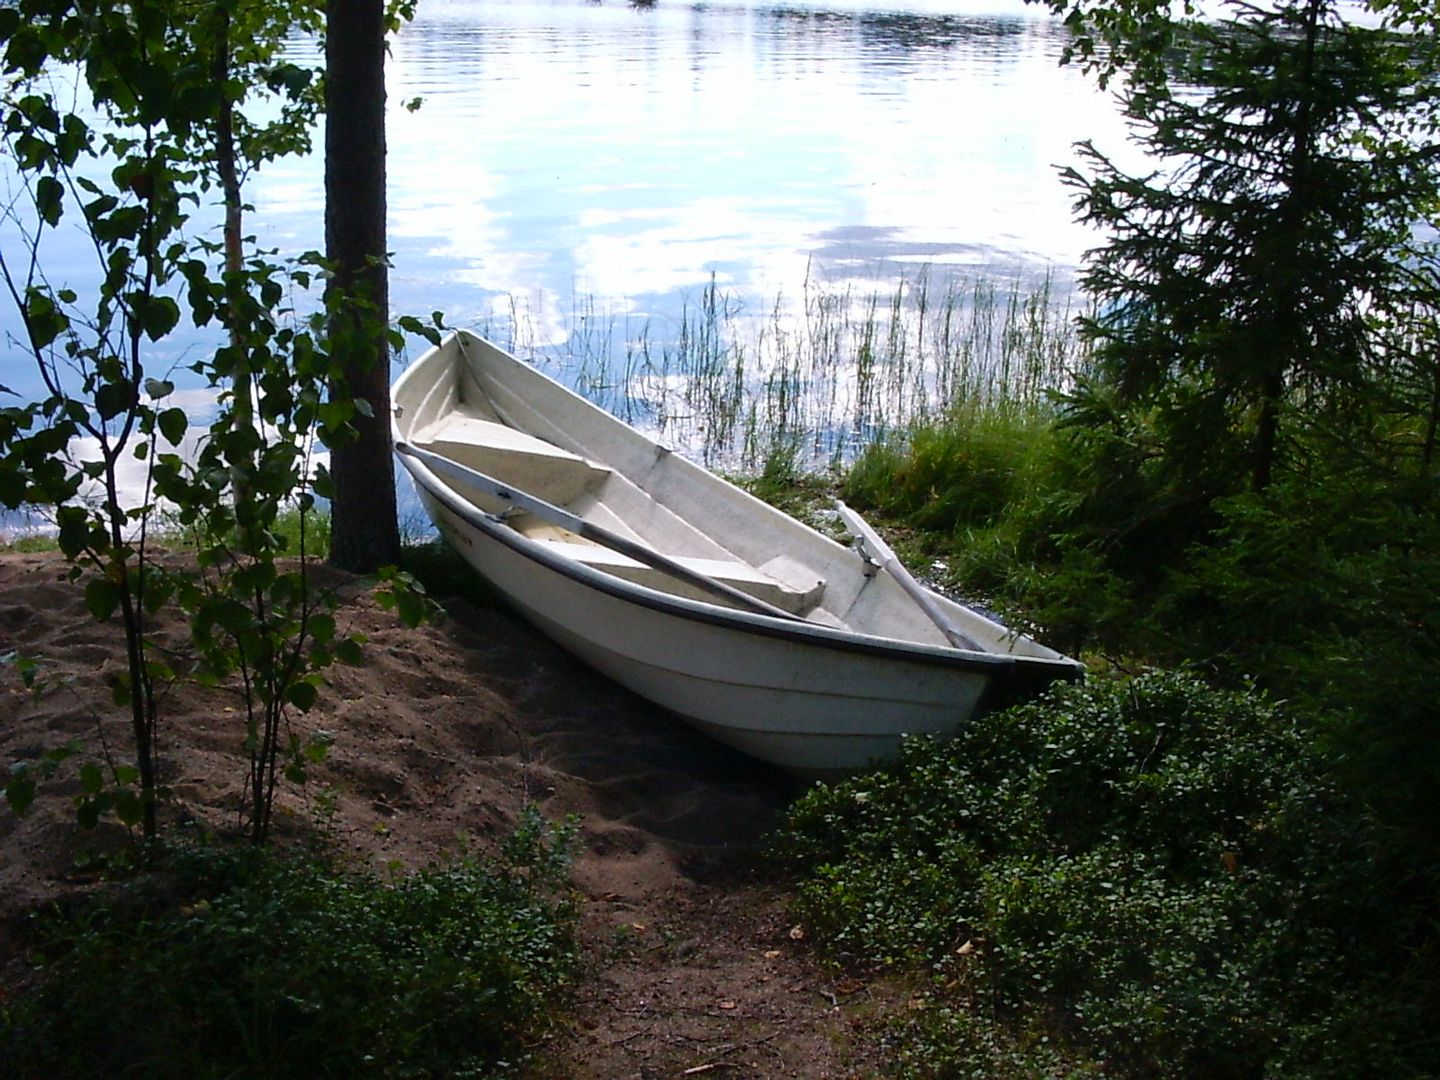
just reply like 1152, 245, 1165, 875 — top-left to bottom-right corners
478, 258, 1437, 1074
5, 263, 1438, 1074
0, 267, 1079, 548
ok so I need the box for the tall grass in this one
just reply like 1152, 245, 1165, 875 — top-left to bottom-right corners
479, 265, 1087, 471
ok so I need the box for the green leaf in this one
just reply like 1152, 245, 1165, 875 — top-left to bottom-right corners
309, 612, 336, 645
75, 796, 102, 829
312, 463, 335, 500
232, 561, 277, 596
0, 468, 24, 509
55, 506, 90, 558
266, 61, 314, 98
140, 295, 180, 341
303, 729, 335, 763
23, 288, 68, 348
83, 193, 118, 221
4, 650, 32, 679
43, 741, 80, 767
335, 637, 365, 666
93, 204, 145, 243
95, 378, 136, 421
84, 577, 120, 621
114, 790, 145, 827
286, 680, 319, 711
213, 598, 256, 637
35, 174, 63, 226
5, 768, 36, 816
158, 407, 187, 447
395, 589, 426, 628
56, 115, 89, 168
79, 761, 104, 796
142, 575, 175, 615
12, 132, 49, 170
144, 377, 174, 399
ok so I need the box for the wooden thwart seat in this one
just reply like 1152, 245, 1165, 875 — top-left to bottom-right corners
412, 406, 827, 616
413, 411, 610, 505
531, 538, 825, 615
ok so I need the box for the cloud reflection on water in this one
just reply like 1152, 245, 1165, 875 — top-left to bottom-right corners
364, 0, 1134, 351
3, 0, 1135, 405
2, 0, 1129, 534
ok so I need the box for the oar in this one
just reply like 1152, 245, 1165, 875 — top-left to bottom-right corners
834, 500, 985, 652
396, 440, 804, 622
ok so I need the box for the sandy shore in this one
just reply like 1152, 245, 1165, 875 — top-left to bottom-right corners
0, 551, 889, 1077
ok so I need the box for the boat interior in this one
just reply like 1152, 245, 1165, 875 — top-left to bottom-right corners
409, 396, 833, 619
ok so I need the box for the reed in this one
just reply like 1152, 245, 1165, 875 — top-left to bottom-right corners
477, 266, 1088, 473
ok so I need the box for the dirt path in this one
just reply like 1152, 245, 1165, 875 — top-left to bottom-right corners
0, 552, 889, 1077
536, 884, 892, 1079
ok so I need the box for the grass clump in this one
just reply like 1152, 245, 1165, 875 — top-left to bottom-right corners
777, 672, 1421, 1078
0, 506, 330, 558
837, 403, 1094, 642
843, 402, 1059, 534
0, 810, 578, 1079
0, 530, 59, 553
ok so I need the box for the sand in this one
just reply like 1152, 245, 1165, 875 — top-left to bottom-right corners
0, 552, 891, 1077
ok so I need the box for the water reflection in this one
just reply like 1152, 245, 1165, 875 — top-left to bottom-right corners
764, 5, 1041, 56
0, 0, 1139, 534
3, 0, 1134, 405
356, 0, 1129, 358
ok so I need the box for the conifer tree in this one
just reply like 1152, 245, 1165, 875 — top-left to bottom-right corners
1062, 0, 1440, 494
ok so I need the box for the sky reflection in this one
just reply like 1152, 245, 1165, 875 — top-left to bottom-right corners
4, 0, 1137, 397
0, 0, 1141, 531
269, 0, 1134, 352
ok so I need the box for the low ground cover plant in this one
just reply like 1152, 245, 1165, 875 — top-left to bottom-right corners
0, 810, 578, 1079
778, 673, 1425, 1078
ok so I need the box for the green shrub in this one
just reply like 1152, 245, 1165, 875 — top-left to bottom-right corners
892, 1005, 1104, 1079
1162, 474, 1440, 861
0, 810, 578, 1079
779, 672, 1420, 1078
835, 401, 1175, 655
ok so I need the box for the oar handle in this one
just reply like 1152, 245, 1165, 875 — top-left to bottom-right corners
835, 500, 984, 652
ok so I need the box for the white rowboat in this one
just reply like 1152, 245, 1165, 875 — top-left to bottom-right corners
392, 331, 1082, 777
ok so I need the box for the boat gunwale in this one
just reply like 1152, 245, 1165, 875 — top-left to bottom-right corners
401, 452, 1083, 681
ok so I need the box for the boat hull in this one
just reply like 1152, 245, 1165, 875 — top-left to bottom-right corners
424, 486, 1007, 776
395, 332, 1081, 776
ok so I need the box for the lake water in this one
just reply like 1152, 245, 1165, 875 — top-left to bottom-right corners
363, 0, 1133, 338
3, 0, 1135, 393
0, 0, 1140, 527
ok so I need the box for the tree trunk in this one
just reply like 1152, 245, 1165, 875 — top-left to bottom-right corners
325, 0, 400, 571
1253, 371, 1284, 492
214, 10, 258, 529
1423, 327, 1439, 475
